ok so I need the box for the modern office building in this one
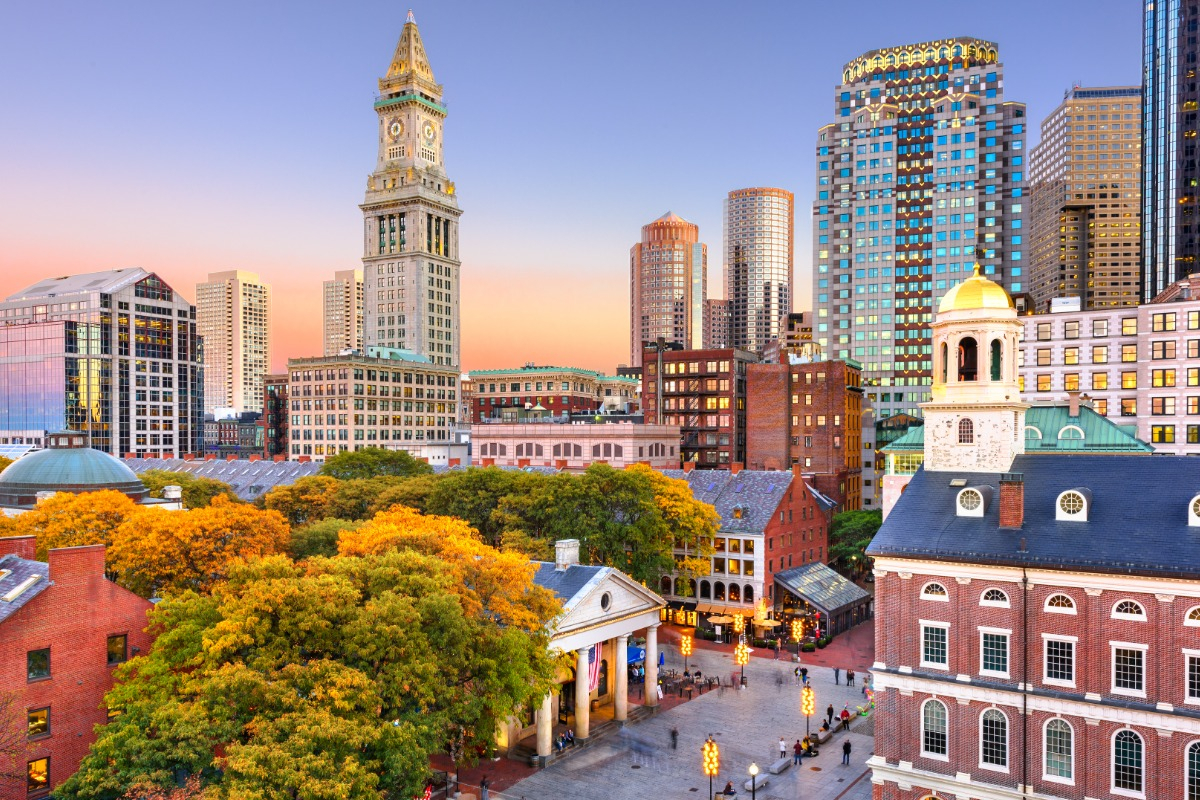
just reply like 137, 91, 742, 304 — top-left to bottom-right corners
0, 268, 204, 458
703, 298, 731, 349
813, 37, 1028, 424
286, 347, 462, 464
361, 12, 462, 368
323, 269, 364, 355
195, 270, 270, 414
725, 187, 795, 353
1028, 86, 1142, 310
629, 212, 707, 367
1143, 0, 1200, 300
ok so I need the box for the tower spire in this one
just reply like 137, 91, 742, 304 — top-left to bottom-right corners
383, 9, 436, 88
406, 8, 415, 24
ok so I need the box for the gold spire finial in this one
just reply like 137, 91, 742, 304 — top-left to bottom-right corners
972, 263, 982, 277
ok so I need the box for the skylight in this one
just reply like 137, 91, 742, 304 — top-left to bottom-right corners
949, 478, 967, 487
1, 574, 42, 603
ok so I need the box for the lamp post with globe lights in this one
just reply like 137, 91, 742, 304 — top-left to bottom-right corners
748, 762, 759, 800
681, 633, 693, 675
734, 640, 749, 687
801, 684, 815, 738
702, 735, 719, 800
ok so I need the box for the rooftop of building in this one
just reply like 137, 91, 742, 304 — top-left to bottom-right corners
123, 458, 322, 501
532, 561, 606, 607
844, 36, 999, 72
1149, 273, 1200, 304
6, 268, 165, 302
1064, 85, 1141, 100
938, 266, 1014, 314
658, 468, 832, 535
287, 349, 456, 371
469, 364, 637, 383
0, 553, 49, 625
774, 562, 871, 615
867, 453, 1200, 578
0, 433, 148, 505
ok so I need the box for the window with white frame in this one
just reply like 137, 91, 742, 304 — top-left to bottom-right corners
921, 582, 949, 601
980, 629, 1010, 676
922, 622, 949, 668
922, 699, 948, 757
1187, 606, 1200, 627
980, 709, 1008, 769
1112, 729, 1143, 794
1112, 644, 1146, 696
1188, 651, 1200, 704
1045, 593, 1076, 614
1044, 719, 1073, 782
980, 588, 1010, 607
1044, 635, 1076, 686
1188, 741, 1200, 800
1112, 600, 1146, 621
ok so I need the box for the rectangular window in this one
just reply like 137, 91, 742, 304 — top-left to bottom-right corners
1037, 322, 1052, 341
1063, 373, 1079, 391
1152, 424, 1176, 443
1095, 398, 1108, 416
1190, 340, 1200, 359
1112, 644, 1146, 695
1092, 345, 1108, 363
1153, 368, 1176, 387
1037, 374, 1051, 392
1093, 318, 1109, 337
1153, 311, 1177, 332
1188, 653, 1200, 703
26, 649, 49, 681
1122, 317, 1137, 335
26, 708, 48, 739
1064, 320, 1080, 339
27, 758, 48, 795
106, 635, 127, 666
1092, 372, 1108, 391
1063, 347, 1080, 365
1152, 397, 1177, 416
1191, 368, 1200, 387
1121, 371, 1138, 389
1121, 398, 1137, 416
922, 623, 949, 668
981, 630, 1010, 676
1153, 340, 1177, 360
1037, 348, 1052, 366
1045, 637, 1075, 685
1121, 344, 1138, 362
1191, 426, 1200, 444
1191, 310, 1200, 330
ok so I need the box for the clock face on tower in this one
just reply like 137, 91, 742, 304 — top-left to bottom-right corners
388, 119, 404, 140
423, 122, 436, 144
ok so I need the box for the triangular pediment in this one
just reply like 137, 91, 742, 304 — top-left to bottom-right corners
551, 568, 665, 640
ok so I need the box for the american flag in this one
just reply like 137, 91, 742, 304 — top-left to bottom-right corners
588, 644, 601, 691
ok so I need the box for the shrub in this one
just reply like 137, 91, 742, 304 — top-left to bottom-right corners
801, 642, 817, 653
816, 638, 828, 649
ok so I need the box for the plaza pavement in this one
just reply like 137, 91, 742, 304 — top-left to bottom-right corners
501, 640, 876, 800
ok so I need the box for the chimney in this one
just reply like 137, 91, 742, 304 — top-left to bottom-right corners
730, 462, 743, 475
226, 455, 237, 462
448, 458, 461, 468
162, 485, 182, 501
481, 458, 495, 467
792, 464, 803, 478
249, 454, 261, 462
683, 462, 696, 473
517, 458, 530, 468
555, 539, 580, 571
124, 452, 137, 459
0, 535, 36, 560
273, 455, 285, 462
48, 544, 108, 586
999, 472, 1024, 529
204, 454, 216, 462
182, 454, 195, 462
1066, 390, 1082, 417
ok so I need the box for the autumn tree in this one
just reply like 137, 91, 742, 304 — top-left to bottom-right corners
260, 474, 340, 526
0, 691, 26, 786
0, 490, 140, 559
138, 469, 239, 509
108, 496, 290, 598
319, 447, 433, 480
368, 472, 442, 515
59, 544, 559, 799
0, 456, 12, 474
288, 517, 363, 560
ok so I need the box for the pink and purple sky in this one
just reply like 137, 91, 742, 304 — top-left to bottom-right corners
0, 1, 1139, 373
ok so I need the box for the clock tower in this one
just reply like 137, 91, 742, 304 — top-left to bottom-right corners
361, 11, 462, 367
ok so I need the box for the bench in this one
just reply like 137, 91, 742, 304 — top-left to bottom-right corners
767, 756, 792, 775
743, 774, 770, 792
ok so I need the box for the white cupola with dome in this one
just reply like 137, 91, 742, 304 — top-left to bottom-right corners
921, 266, 1028, 473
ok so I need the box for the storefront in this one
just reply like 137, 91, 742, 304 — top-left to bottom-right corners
772, 562, 872, 639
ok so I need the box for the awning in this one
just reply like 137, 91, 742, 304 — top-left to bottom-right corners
627, 646, 646, 664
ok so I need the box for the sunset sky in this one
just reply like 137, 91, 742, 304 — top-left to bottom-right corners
0, 0, 1139, 373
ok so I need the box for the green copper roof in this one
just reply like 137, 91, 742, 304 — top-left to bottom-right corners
884, 424, 925, 452
0, 447, 146, 492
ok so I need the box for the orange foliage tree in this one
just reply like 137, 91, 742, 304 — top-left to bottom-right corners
109, 496, 290, 598
0, 490, 140, 559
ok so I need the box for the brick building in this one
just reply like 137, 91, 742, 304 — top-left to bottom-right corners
642, 347, 758, 466
471, 422, 681, 471
746, 357, 864, 510
0, 537, 154, 797
868, 268, 1200, 800
469, 365, 638, 423
261, 373, 288, 458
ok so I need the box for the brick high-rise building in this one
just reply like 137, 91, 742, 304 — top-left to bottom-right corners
1144, 0, 1200, 300
1028, 86, 1142, 310
629, 212, 707, 367
323, 269, 363, 355
361, 12, 462, 367
261, 372, 288, 458
725, 187, 795, 353
196, 270, 270, 414
813, 38, 1028, 423
641, 347, 757, 466
746, 358, 864, 510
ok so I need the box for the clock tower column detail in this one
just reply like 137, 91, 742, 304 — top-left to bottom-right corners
361, 11, 462, 368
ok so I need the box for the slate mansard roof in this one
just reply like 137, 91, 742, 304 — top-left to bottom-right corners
868, 453, 1200, 578
659, 469, 795, 535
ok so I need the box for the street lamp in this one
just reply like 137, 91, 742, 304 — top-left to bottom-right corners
732, 613, 745, 636
734, 640, 749, 686
801, 685, 815, 738
748, 763, 759, 800
681, 634, 693, 674
702, 735, 720, 800
790, 618, 802, 655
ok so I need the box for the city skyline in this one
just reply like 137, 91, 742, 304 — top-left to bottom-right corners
0, 0, 1140, 372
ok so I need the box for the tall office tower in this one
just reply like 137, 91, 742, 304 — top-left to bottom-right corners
195, 270, 271, 414
703, 299, 731, 349
812, 38, 1028, 423
361, 12, 462, 367
724, 187, 795, 353
1028, 87, 1142, 311
0, 269, 204, 458
1144, 0, 1200, 300
323, 269, 364, 355
628, 212, 707, 367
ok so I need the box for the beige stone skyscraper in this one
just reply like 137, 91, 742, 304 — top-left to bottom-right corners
629, 212, 707, 367
361, 12, 461, 367
196, 270, 270, 413
725, 187, 794, 353
1029, 86, 1142, 310
323, 269, 363, 355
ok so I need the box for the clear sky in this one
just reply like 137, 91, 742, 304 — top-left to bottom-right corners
0, 0, 1140, 373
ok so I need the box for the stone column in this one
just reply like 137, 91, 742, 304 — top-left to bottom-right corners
615, 634, 629, 724
645, 623, 660, 707
535, 692, 553, 766
575, 647, 591, 740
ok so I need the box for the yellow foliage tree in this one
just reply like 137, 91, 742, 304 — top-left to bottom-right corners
261, 475, 340, 526
0, 490, 141, 560
109, 496, 290, 598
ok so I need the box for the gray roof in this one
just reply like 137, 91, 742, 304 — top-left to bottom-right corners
123, 458, 322, 501
807, 484, 838, 512
658, 469, 793, 535
774, 562, 871, 614
867, 454, 1200, 578
533, 562, 606, 606
0, 554, 49, 624
7, 268, 157, 301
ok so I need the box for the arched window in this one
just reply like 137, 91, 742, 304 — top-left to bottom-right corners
659, 576, 671, 594
1044, 719, 1073, 781
990, 338, 1002, 381
1045, 594, 1076, 614
699, 580, 711, 600
1112, 730, 1143, 793
981, 588, 1010, 607
744, 585, 754, 603
958, 418, 975, 444
981, 709, 1008, 768
714, 581, 725, 601
1058, 425, 1085, 441
1024, 425, 1043, 441
958, 336, 978, 381
1057, 490, 1088, 521
1187, 606, 1200, 627
921, 582, 949, 601
728, 584, 741, 602
940, 342, 948, 383
1188, 741, 1200, 800
1112, 600, 1146, 620
921, 699, 948, 757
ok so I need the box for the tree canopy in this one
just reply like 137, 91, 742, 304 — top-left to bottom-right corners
318, 447, 433, 481
0, 490, 140, 559
138, 469, 239, 509
829, 509, 882, 572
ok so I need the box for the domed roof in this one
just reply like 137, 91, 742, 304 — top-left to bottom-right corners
937, 265, 1014, 314
0, 433, 147, 506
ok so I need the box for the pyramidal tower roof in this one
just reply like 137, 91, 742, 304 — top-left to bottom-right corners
382, 9, 438, 92
653, 211, 690, 224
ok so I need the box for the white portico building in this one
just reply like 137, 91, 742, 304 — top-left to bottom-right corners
499, 540, 666, 765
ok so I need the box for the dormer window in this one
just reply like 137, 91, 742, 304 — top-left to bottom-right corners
956, 485, 991, 517
732, 506, 745, 520
1189, 495, 1200, 527
1112, 600, 1146, 621
1056, 489, 1090, 521
1024, 425, 1043, 441
1058, 425, 1084, 441
921, 582, 949, 601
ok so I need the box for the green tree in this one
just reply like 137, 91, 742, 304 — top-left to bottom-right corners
260, 475, 341, 526
425, 467, 534, 546
829, 509, 882, 574
319, 447, 433, 480
369, 473, 443, 515
288, 518, 363, 560
58, 547, 559, 800
138, 469, 239, 509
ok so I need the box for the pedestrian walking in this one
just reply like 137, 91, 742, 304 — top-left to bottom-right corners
842, 740, 852, 765
826, 703, 835, 727
833, 667, 840, 684
800, 666, 808, 682
779, 736, 787, 760
847, 669, 856, 686
793, 739, 803, 765
480, 776, 490, 800
670, 727, 678, 749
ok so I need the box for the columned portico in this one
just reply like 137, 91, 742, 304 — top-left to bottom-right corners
645, 623, 660, 707
574, 647, 590, 741
614, 634, 629, 723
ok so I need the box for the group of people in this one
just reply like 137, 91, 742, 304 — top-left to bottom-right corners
553, 729, 576, 752
681, 668, 703, 682
627, 663, 646, 684
831, 666, 857, 686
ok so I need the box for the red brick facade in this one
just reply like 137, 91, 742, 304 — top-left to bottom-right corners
0, 537, 154, 797
763, 471, 834, 597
